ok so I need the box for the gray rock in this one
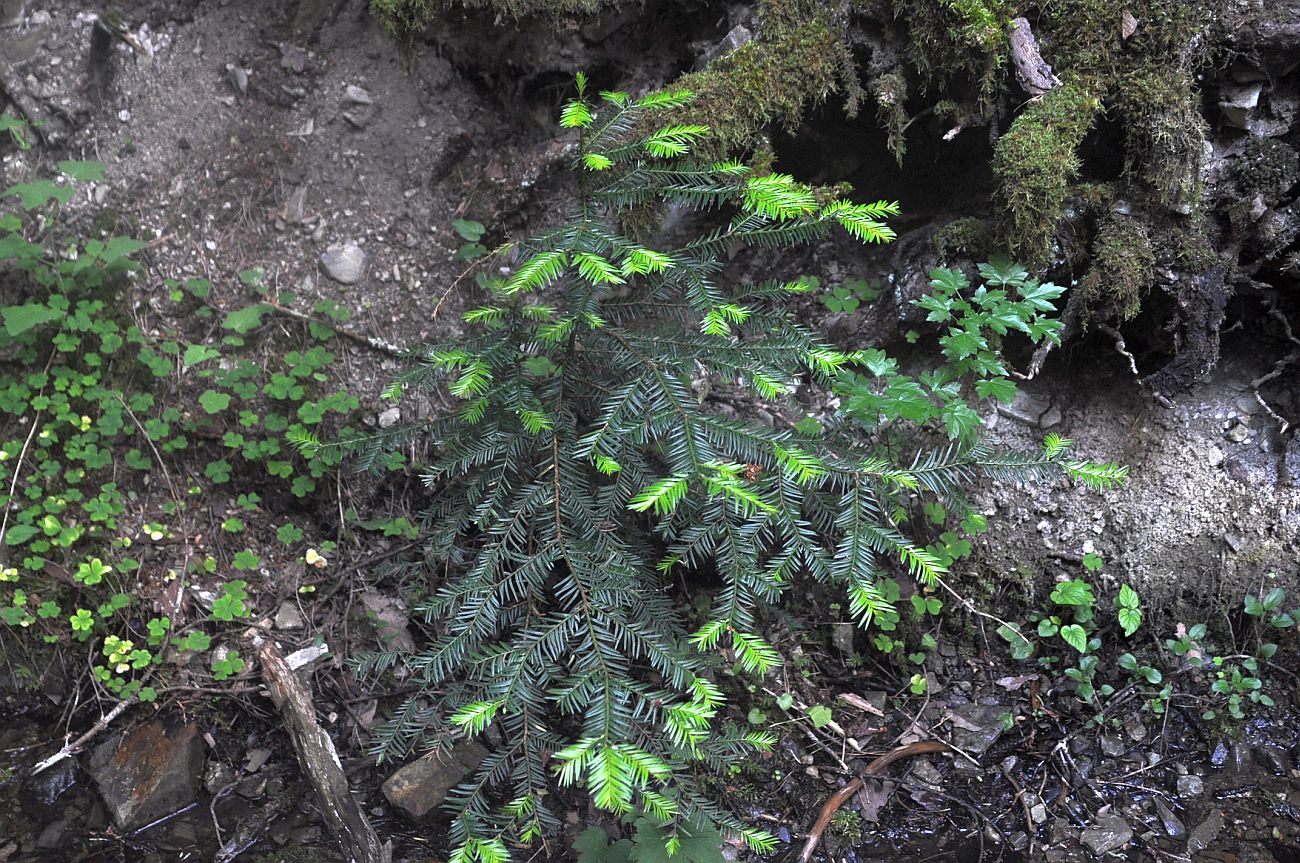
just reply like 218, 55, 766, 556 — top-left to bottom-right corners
1100, 736, 1125, 757
345, 84, 373, 105
279, 43, 307, 74
382, 742, 490, 819
1080, 813, 1132, 856
1123, 716, 1147, 742
860, 690, 887, 715
22, 757, 78, 809
319, 242, 367, 285
89, 721, 204, 829
35, 818, 69, 850
829, 621, 854, 655
275, 599, 305, 630
1256, 743, 1291, 775
695, 24, 753, 69
1154, 797, 1185, 838
1219, 83, 1262, 129
1177, 773, 1204, 800
225, 63, 248, 97
343, 106, 375, 129
1187, 808, 1223, 854
947, 703, 1007, 756
0, 0, 25, 28
378, 407, 401, 429
203, 760, 235, 795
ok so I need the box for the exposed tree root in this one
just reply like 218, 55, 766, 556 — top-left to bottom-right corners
798, 740, 951, 863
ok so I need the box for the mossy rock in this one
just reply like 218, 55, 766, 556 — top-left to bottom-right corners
662, 2, 850, 157
1079, 214, 1154, 321
1115, 70, 1206, 209
1235, 138, 1300, 207
931, 216, 993, 262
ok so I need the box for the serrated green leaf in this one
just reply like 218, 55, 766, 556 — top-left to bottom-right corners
3, 302, 63, 336
223, 303, 271, 334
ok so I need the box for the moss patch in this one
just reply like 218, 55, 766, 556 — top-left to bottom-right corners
931, 216, 993, 262
1115, 70, 1207, 208
1235, 138, 1300, 206
887, 0, 1011, 108
991, 82, 1100, 265
1078, 215, 1154, 320
663, 2, 849, 157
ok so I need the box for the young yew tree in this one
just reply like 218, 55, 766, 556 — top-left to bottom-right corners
305, 75, 1123, 862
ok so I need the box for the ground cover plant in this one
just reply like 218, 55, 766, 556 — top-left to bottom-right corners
315, 77, 1127, 862
0, 141, 374, 700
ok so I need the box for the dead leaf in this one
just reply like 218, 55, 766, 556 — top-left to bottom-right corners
1121, 10, 1138, 39
944, 711, 985, 732
995, 674, 1038, 691
853, 777, 896, 822
351, 699, 378, 730
244, 747, 273, 773
837, 692, 886, 716
360, 590, 416, 653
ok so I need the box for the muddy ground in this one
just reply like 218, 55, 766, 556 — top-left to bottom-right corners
1, 1, 1299, 862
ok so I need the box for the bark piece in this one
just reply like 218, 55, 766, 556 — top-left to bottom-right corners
382, 741, 490, 819
256, 637, 391, 863
1007, 17, 1056, 97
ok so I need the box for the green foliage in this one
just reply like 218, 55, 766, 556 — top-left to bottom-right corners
0, 127, 359, 709
453, 219, 489, 261
820, 276, 881, 314
1115, 584, 1142, 637
338, 80, 1120, 860
211, 648, 245, 681
211, 580, 251, 621
836, 257, 1066, 443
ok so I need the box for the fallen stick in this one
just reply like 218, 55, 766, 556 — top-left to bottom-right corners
255, 636, 392, 863
30, 698, 132, 776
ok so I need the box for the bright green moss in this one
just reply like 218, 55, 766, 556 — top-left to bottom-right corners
991, 82, 1100, 265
